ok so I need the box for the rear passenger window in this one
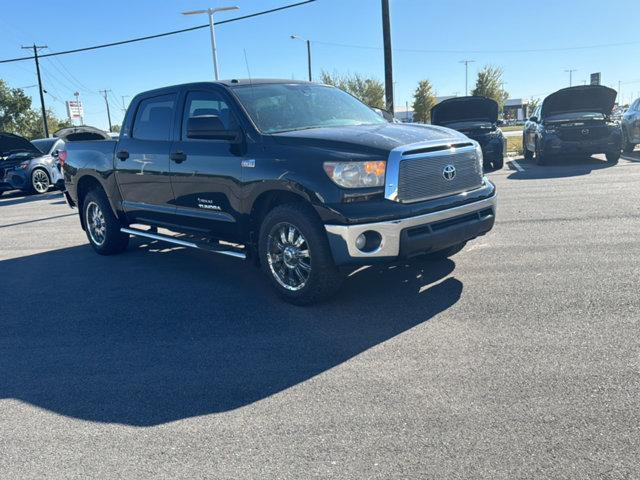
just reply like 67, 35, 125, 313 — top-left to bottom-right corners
182, 90, 239, 140
132, 94, 176, 141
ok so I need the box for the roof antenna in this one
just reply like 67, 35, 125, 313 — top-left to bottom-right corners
243, 49, 252, 86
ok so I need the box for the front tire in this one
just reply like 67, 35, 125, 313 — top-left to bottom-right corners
259, 203, 343, 305
31, 168, 50, 194
606, 150, 620, 164
523, 137, 533, 161
622, 128, 635, 153
82, 188, 129, 255
535, 140, 546, 165
493, 154, 504, 170
426, 242, 467, 260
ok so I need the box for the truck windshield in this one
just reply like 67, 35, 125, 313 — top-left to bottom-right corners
231, 83, 386, 134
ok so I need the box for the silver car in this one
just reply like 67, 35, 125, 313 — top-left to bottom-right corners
0, 133, 64, 195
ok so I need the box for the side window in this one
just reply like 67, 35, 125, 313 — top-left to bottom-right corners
182, 90, 239, 140
132, 94, 176, 141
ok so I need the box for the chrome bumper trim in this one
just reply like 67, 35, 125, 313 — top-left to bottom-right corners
325, 191, 497, 258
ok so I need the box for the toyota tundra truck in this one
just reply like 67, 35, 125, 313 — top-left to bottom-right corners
62, 80, 497, 304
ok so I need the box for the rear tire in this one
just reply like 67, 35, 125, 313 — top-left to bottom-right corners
259, 203, 343, 305
82, 188, 129, 255
493, 154, 504, 170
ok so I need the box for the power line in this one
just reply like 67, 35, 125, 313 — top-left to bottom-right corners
0, 1, 315, 65
310, 39, 640, 55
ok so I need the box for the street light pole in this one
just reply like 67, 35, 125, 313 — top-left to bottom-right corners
459, 60, 475, 96
290, 35, 312, 81
182, 6, 239, 80
564, 68, 577, 87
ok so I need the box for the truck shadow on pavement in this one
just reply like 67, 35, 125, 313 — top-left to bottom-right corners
0, 191, 64, 208
508, 155, 617, 180
0, 241, 462, 426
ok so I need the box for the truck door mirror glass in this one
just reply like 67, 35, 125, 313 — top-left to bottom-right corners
187, 115, 239, 141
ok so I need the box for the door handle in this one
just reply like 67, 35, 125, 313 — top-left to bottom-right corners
170, 151, 187, 163
116, 150, 129, 161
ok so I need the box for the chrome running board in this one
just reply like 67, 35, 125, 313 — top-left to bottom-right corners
121, 227, 246, 259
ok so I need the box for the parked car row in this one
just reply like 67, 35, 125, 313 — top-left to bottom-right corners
0, 126, 110, 196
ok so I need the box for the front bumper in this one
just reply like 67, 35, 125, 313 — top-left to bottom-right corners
325, 193, 497, 265
542, 131, 621, 155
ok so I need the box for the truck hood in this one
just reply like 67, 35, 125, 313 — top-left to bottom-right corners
542, 85, 617, 118
431, 96, 499, 125
0, 132, 42, 158
271, 123, 466, 154
54, 126, 111, 141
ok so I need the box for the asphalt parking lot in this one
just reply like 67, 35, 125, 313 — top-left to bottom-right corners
1, 152, 639, 479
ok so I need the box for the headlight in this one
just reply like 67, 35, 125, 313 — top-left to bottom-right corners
323, 161, 386, 188
473, 142, 483, 170
19, 161, 30, 170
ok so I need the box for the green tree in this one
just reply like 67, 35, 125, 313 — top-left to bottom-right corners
412, 79, 436, 123
111, 124, 121, 133
320, 71, 385, 109
0, 79, 72, 139
0, 79, 34, 135
470, 66, 509, 110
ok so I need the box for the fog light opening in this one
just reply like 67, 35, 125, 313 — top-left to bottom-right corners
355, 230, 382, 253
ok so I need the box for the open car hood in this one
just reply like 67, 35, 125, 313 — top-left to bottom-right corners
431, 96, 499, 125
542, 85, 617, 118
0, 132, 42, 158
54, 126, 111, 141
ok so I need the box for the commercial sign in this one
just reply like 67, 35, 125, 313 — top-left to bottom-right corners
590, 72, 601, 86
66, 100, 84, 120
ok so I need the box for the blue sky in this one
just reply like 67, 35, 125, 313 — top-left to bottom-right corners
1, 0, 639, 131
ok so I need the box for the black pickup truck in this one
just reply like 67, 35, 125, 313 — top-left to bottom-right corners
62, 80, 497, 304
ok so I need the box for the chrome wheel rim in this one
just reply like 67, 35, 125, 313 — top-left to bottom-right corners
32, 169, 50, 193
267, 222, 311, 291
86, 201, 107, 246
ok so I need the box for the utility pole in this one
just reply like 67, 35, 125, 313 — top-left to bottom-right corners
459, 60, 475, 96
381, 0, 394, 115
564, 68, 577, 87
21, 44, 49, 137
99, 89, 113, 132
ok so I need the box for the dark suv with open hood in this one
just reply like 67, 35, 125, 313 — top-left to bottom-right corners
523, 85, 621, 165
431, 96, 505, 170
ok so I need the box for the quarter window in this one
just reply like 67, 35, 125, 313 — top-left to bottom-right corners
132, 94, 176, 141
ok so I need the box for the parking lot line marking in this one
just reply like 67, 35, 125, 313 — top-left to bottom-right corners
511, 160, 525, 172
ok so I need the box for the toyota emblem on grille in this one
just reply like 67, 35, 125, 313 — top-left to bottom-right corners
581, 128, 590, 135
442, 164, 456, 181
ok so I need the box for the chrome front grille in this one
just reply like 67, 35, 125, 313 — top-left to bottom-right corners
395, 146, 483, 203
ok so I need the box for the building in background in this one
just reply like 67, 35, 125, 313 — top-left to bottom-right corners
503, 98, 530, 122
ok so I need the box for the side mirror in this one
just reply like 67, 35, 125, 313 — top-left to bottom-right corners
187, 115, 240, 141
51, 149, 59, 158
529, 116, 538, 123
